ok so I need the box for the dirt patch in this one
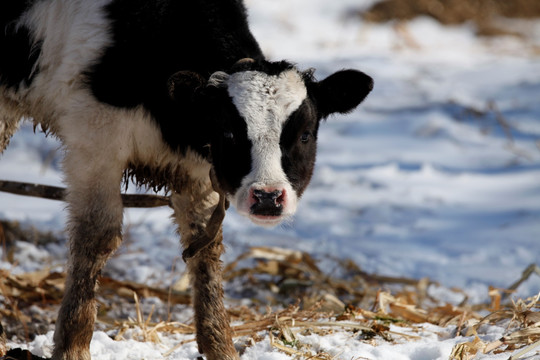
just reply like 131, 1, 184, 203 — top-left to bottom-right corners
361, 0, 540, 36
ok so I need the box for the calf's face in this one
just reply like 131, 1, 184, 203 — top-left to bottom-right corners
168, 62, 373, 226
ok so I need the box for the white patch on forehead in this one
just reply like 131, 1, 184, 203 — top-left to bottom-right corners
227, 70, 307, 135
228, 70, 306, 182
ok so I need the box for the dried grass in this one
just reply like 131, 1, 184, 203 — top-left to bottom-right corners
1, 246, 539, 359
363, 0, 540, 24
361, 0, 540, 37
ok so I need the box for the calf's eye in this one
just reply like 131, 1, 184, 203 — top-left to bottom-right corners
224, 131, 234, 140
300, 131, 311, 143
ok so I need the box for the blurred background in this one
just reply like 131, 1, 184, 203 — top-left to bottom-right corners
236, 0, 540, 299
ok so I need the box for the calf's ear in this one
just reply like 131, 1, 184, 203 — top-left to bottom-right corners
312, 70, 373, 118
168, 71, 207, 101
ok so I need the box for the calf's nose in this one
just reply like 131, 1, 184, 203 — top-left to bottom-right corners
250, 188, 286, 216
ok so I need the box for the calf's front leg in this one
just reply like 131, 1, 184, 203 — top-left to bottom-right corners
52, 150, 124, 360
172, 177, 238, 360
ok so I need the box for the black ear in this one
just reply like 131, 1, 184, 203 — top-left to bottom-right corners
167, 71, 207, 101
312, 69, 373, 118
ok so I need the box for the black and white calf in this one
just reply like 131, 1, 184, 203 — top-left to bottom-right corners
0, 0, 373, 359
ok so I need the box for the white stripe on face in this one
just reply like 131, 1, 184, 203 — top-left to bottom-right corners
226, 69, 307, 225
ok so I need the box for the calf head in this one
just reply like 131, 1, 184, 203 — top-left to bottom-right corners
168, 60, 373, 226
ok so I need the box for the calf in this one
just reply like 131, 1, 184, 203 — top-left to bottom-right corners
0, 0, 373, 359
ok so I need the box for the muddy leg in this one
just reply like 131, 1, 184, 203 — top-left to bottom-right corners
52, 151, 124, 360
172, 179, 238, 360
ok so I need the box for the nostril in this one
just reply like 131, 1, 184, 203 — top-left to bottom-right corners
269, 190, 282, 203
276, 189, 285, 204
252, 189, 262, 204
252, 189, 262, 201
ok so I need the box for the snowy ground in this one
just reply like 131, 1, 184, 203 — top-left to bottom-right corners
1, 0, 540, 359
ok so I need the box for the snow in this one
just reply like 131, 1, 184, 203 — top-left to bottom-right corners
2, 0, 540, 359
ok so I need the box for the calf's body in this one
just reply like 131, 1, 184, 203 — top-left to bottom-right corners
0, 1, 373, 359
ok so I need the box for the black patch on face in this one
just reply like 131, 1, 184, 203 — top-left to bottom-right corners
0, 1, 42, 90
207, 88, 252, 195
280, 99, 320, 197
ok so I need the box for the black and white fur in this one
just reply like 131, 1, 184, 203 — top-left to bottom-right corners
0, 0, 373, 359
